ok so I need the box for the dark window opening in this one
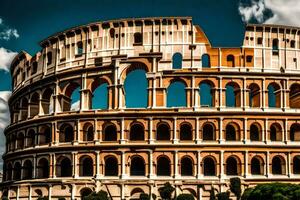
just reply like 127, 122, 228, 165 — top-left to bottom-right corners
181, 157, 193, 176
105, 157, 118, 176
180, 124, 193, 141
134, 32, 143, 45
130, 124, 144, 141
203, 157, 216, 176
156, 123, 170, 141
104, 124, 117, 141
157, 157, 171, 176
130, 157, 145, 176
47, 52, 52, 65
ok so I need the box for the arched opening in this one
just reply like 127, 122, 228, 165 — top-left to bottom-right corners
22, 160, 33, 179
64, 82, 81, 111
105, 156, 118, 176
16, 132, 24, 149
42, 88, 53, 114
267, 83, 281, 108
131, 188, 145, 200
180, 123, 193, 141
199, 82, 214, 107
47, 52, 52, 65
226, 124, 238, 141
26, 129, 35, 147
293, 156, 300, 174
79, 156, 93, 177
272, 156, 285, 175
250, 123, 261, 141
29, 92, 39, 118
156, 123, 170, 141
167, 81, 187, 107
248, 83, 260, 108
13, 162, 21, 180
129, 123, 144, 141
226, 157, 239, 176
59, 124, 74, 143
20, 97, 28, 120
39, 125, 51, 145
289, 84, 300, 108
80, 188, 93, 200
92, 82, 108, 110
37, 158, 49, 178
251, 157, 263, 175
130, 156, 145, 176
202, 123, 215, 141
290, 123, 300, 141
227, 55, 235, 67
181, 157, 193, 176
272, 38, 279, 51
103, 124, 117, 141
270, 123, 282, 141
6, 163, 12, 181
134, 32, 143, 44
172, 53, 182, 69
226, 82, 241, 107
124, 69, 148, 108
157, 156, 171, 176
83, 124, 94, 142
57, 157, 72, 177
203, 157, 216, 176
201, 54, 210, 68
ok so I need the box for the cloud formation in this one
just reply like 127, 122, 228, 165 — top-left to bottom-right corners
0, 47, 18, 72
0, 18, 19, 40
239, 0, 300, 26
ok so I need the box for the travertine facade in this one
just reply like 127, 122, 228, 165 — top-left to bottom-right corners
2, 17, 300, 199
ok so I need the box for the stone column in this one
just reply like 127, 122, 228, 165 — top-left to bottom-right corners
197, 150, 202, 179
120, 118, 126, 144
96, 151, 101, 179
266, 151, 270, 177
220, 150, 224, 179
245, 151, 248, 178
33, 155, 37, 179
173, 117, 178, 144
148, 117, 154, 144
195, 117, 200, 144
287, 152, 291, 177
174, 150, 179, 178
219, 117, 223, 143
121, 151, 127, 179
149, 150, 154, 178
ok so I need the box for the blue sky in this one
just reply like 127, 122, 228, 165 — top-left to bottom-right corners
0, 0, 299, 169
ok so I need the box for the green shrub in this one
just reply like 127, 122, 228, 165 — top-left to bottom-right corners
209, 187, 216, 200
140, 193, 150, 200
158, 182, 175, 200
1, 197, 9, 200
216, 192, 230, 200
37, 197, 49, 200
83, 190, 109, 200
241, 188, 254, 200
230, 177, 241, 199
176, 194, 194, 200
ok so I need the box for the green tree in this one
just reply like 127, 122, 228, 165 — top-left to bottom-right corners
176, 194, 194, 200
230, 177, 241, 200
209, 187, 216, 200
37, 197, 49, 200
158, 182, 175, 200
216, 192, 230, 200
140, 193, 150, 200
1, 197, 9, 200
83, 190, 109, 200
241, 188, 253, 200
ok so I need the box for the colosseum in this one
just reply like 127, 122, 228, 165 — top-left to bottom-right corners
2, 16, 300, 199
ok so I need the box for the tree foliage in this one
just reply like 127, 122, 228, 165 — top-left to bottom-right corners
230, 177, 241, 199
216, 192, 230, 200
158, 182, 175, 200
83, 190, 109, 200
140, 193, 150, 200
176, 194, 194, 200
209, 187, 216, 200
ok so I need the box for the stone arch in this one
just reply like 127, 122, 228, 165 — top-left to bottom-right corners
167, 79, 187, 107
180, 156, 194, 176
90, 78, 110, 110
180, 122, 193, 141
225, 122, 240, 141
13, 161, 21, 180
26, 129, 35, 147
290, 83, 300, 108
82, 123, 94, 142
293, 156, 300, 174
22, 159, 33, 179
156, 122, 171, 141
202, 156, 217, 176
267, 82, 281, 108
248, 83, 260, 108
37, 157, 49, 178
270, 123, 282, 141
131, 188, 145, 199
250, 156, 264, 175
104, 155, 118, 176
129, 122, 145, 141
6, 163, 13, 180
29, 92, 39, 118
103, 123, 117, 141
199, 80, 215, 107
56, 156, 72, 177
290, 123, 300, 141
202, 122, 215, 141
172, 52, 183, 69
157, 155, 171, 176
201, 54, 210, 68
16, 132, 25, 150
225, 82, 241, 107
39, 125, 51, 145
62, 81, 81, 111
79, 155, 94, 177
226, 156, 241, 176
41, 88, 54, 114
130, 156, 145, 176
272, 156, 285, 175
20, 97, 28, 120
59, 123, 74, 143
250, 123, 262, 141
227, 54, 235, 67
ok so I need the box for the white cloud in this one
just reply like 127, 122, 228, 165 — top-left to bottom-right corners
0, 17, 19, 40
0, 47, 18, 72
71, 100, 80, 111
239, 0, 300, 27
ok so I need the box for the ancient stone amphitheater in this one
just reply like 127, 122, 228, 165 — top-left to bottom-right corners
2, 16, 300, 199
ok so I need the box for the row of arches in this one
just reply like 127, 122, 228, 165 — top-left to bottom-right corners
5, 154, 300, 181
7, 121, 300, 151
